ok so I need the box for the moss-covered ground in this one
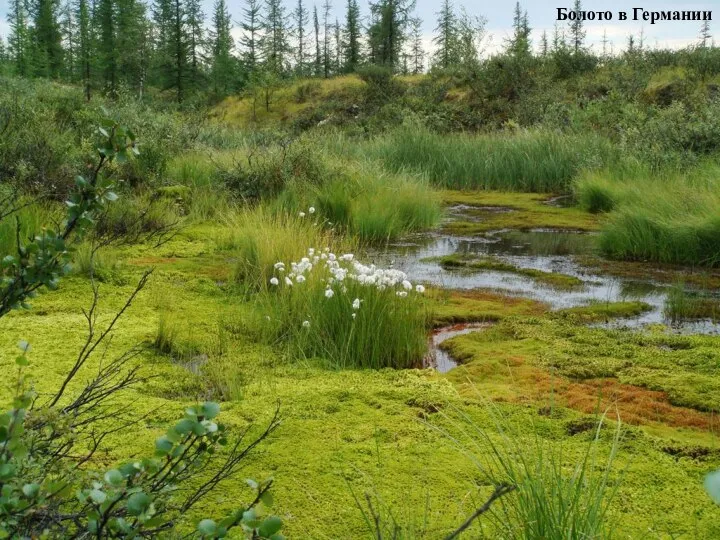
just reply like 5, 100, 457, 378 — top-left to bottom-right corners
440, 191, 600, 233
3, 193, 720, 536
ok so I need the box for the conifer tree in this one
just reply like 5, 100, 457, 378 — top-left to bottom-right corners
210, 0, 234, 94
313, 4, 321, 75
506, 2, 530, 58
367, 0, 415, 70
321, 0, 331, 77
341, 0, 360, 73
699, 20, 711, 48
334, 18, 341, 72
185, 0, 205, 88
262, 0, 290, 75
33, 0, 64, 77
60, 0, 76, 80
76, 0, 91, 99
293, 0, 308, 75
568, 0, 585, 53
409, 15, 423, 73
432, 0, 456, 69
153, 0, 188, 102
96, 0, 118, 95
117, 0, 149, 91
240, 0, 262, 70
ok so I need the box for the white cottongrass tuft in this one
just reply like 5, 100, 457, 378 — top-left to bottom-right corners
415, 284, 425, 294
302, 320, 310, 328
324, 288, 334, 298
352, 298, 361, 310
269, 277, 279, 286
309, 207, 316, 214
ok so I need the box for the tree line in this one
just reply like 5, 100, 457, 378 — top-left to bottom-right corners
0, 0, 711, 103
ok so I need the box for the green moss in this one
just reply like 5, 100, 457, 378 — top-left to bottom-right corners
440, 190, 599, 233
443, 316, 720, 412
426, 287, 547, 326
3, 221, 720, 537
435, 253, 585, 290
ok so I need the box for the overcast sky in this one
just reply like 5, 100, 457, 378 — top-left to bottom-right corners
0, 0, 715, 57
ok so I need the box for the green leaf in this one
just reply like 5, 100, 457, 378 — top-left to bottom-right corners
174, 418, 195, 435
15, 355, 28, 367
104, 191, 118, 202
200, 402, 220, 419
258, 516, 282, 537
104, 469, 124, 487
197, 519, 217, 536
126, 492, 151, 515
705, 470, 720, 504
260, 490, 274, 508
22, 483, 40, 498
89, 489, 106, 504
155, 436, 174, 455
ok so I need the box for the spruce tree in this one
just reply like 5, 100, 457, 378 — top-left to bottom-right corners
116, 0, 149, 92
341, 0, 360, 73
321, 0, 331, 77
432, 0, 456, 69
293, 0, 308, 75
456, 8, 483, 70
506, 2, 530, 58
185, 0, 205, 89
153, 0, 188, 102
33, 0, 64, 77
240, 0, 262, 71
60, 0, 75, 80
262, 0, 290, 76
568, 0, 585, 53
210, 0, 234, 95
8, 0, 30, 76
334, 18, 341, 72
96, 0, 118, 95
312, 5, 321, 76
76, 0, 91, 99
367, 0, 415, 70
409, 16, 423, 73
699, 20, 711, 48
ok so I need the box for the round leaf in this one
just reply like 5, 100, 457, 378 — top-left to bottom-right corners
104, 469, 124, 487
127, 492, 151, 516
258, 516, 282, 537
197, 519, 217, 536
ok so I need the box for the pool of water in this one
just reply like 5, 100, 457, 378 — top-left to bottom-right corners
368, 227, 720, 336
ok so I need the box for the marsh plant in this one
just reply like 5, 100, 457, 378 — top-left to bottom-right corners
259, 247, 429, 369
438, 405, 623, 539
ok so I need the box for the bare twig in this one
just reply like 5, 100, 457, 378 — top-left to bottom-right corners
443, 483, 516, 540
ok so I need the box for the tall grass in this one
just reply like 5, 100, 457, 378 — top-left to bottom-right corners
0, 201, 61, 257
254, 251, 429, 369
664, 283, 720, 322
366, 127, 618, 193
440, 405, 623, 539
577, 162, 720, 266
222, 206, 341, 291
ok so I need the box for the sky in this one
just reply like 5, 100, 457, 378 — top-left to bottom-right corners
0, 0, 715, 58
